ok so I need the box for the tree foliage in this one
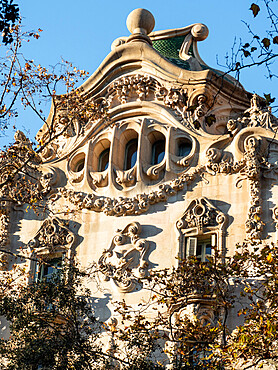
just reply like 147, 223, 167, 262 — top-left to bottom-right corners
0, 0, 19, 45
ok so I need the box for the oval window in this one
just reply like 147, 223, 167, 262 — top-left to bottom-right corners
177, 139, 192, 157
124, 139, 138, 170
152, 139, 165, 165
98, 148, 110, 172
75, 159, 85, 172
71, 153, 85, 172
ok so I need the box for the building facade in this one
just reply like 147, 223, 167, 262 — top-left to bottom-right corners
2, 8, 278, 366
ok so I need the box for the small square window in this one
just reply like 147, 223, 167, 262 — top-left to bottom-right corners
36, 256, 63, 282
186, 235, 216, 262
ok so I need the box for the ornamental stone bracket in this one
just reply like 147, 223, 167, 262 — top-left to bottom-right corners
176, 197, 227, 259
27, 217, 76, 258
98, 222, 150, 293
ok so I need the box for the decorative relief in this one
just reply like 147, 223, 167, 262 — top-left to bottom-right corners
89, 170, 108, 187
98, 222, 150, 292
227, 93, 278, 134
0, 209, 10, 270
176, 197, 227, 234
60, 165, 205, 217
114, 166, 137, 188
205, 147, 245, 176
243, 136, 264, 241
273, 206, 278, 229
27, 217, 76, 256
108, 75, 156, 104
143, 160, 166, 181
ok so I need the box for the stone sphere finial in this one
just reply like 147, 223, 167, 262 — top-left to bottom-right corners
191, 24, 209, 41
126, 8, 155, 36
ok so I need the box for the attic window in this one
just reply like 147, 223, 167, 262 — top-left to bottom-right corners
98, 148, 110, 172
152, 139, 165, 165
177, 139, 192, 157
124, 139, 138, 170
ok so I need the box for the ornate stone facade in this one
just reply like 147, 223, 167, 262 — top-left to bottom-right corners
2, 8, 278, 365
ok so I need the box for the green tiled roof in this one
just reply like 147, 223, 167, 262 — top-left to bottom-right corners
152, 35, 239, 86
152, 36, 194, 70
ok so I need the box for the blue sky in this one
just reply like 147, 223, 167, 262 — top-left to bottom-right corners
1, 0, 277, 147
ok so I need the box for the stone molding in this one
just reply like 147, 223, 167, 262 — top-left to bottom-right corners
176, 197, 227, 259
27, 217, 76, 257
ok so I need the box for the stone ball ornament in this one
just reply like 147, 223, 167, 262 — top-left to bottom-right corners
126, 8, 155, 35
191, 23, 209, 41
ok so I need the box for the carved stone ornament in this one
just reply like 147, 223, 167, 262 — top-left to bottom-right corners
176, 197, 227, 234
60, 165, 205, 217
98, 222, 149, 293
243, 135, 264, 242
0, 209, 10, 270
27, 217, 76, 256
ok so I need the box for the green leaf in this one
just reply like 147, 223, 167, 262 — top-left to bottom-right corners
250, 3, 260, 17
193, 120, 201, 130
262, 38, 271, 49
186, 104, 198, 112
264, 93, 275, 105
205, 114, 216, 127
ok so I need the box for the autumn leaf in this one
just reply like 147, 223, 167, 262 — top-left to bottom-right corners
273, 36, 278, 44
242, 49, 251, 57
250, 3, 260, 17
267, 252, 273, 263
262, 38, 270, 49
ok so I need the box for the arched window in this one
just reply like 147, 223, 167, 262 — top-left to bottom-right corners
151, 139, 165, 165
177, 139, 192, 157
98, 148, 110, 172
124, 139, 138, 170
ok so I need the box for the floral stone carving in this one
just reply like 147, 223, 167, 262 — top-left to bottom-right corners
243, 135, 264, 241
98, 222, 149, 293
176, 197, 227, 233
0, 209, 10, 270
27, 217, 76, 256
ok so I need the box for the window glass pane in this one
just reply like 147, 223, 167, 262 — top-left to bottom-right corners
178, 140, 192, 157
37, 257, 62, 282
98, 148, 110, 171
152, 139, 165, 165
124, 139, 138, 170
